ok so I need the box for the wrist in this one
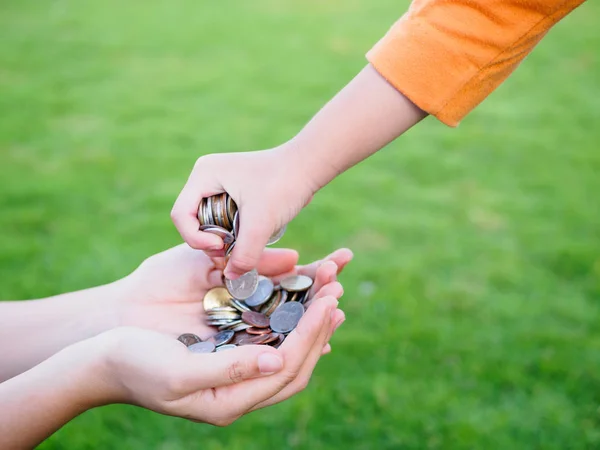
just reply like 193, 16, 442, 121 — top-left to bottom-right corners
274, 139, 337, 194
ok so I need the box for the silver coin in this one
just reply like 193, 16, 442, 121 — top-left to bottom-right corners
206, 314, 241, 321
230, 298, 251, 312
225, 269, 259, 300
232, 211, 239, 238
207, 319, 237, 326
267, 224, 287, 245
188, 341, 216, 354
199, 225, 235, 245
209, 330, 235, 347
270, 301, 304, 334
280, 275, 313, 292
244, 276, 274, 307
218, 319, 243, 330
229, 322, 252, 332
206, 306, 238, 313
216, 344, 237, 352
215, 193, 225, 228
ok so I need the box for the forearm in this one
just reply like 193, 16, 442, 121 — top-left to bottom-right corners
0, 283, 119, 381
0, 343, 108, 449
283, 64, 427, 190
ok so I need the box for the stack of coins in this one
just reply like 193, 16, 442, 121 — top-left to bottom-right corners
177, 274, 313, 353
198, 193, 286, 300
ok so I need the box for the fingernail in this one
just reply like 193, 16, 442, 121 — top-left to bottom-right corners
258, 353, 283, 375
224, 270, 239, 280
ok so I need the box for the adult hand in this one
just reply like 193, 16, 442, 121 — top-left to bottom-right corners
116, 244, 352, 343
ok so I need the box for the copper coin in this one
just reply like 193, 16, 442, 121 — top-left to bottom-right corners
280, 275, 313, 292
188, 341, 216, 353
242, 311, 270, 328
238, 334, 271, 346
226, 195, 237, 224
246, 326, 272, 335
208, 330, 235, 347
232, 331, 251, 345
177, 333, 201, 347
270, 301, 304, 334
260, 333, 280, 345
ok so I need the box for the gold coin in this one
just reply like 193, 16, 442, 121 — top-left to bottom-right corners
203, 287, 233, 311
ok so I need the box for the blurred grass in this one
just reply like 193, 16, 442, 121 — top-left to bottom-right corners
1, 0, 600, 448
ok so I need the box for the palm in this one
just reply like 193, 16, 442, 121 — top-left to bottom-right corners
117, 244, 352, 340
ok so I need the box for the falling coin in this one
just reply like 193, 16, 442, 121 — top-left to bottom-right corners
225, 269, 259, 300
270, 301, 304, 334
267, 225, 287, 245
188, 341, 216, 354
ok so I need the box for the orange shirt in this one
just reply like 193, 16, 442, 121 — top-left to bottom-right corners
367, 0, 586, 126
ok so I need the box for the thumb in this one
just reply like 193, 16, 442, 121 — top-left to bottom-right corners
183, 346, 284, 391
225, 206, 272, 278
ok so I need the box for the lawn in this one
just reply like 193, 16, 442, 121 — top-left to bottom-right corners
1, 1, 600, 449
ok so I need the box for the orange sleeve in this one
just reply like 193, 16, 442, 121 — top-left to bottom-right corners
367, 0, 586, 126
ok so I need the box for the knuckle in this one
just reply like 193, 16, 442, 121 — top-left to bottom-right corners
296, 376, 311, 393
227, 361, 246, 384
212, 415, 237, 427
164, 370, 186, 395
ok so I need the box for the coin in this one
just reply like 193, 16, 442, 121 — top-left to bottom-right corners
208, 330, 235, 347
267, 225, 287, 245
246, 327, 272, 335
232, 211, 239, 237
177, 333, 201, 347
270, 301, 304, 334
188, 341, 216, 354
241, 311, 270, 328
217, 320, 243, 330
226, 196, 237, 224
225, 269, 259, 300
242, 310, 270, 328
206, 312, 241, 320
230, 298, 251, 312
232, 331, 251, 345
216, 344, 237, 352
261, 333, 280, 345
262, 289, 286, 316
244, 276, 274, 307
198, 225, 235, 245
229, 322, 252, 332
207, 306, 238, 313
204, 287, 233, 311
238, 334, 272, 346
280, 275, 313, 292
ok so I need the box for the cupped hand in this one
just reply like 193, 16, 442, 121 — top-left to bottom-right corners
116, 244, 353, 342
171, 147, 320, 279
94, 295, 341, 426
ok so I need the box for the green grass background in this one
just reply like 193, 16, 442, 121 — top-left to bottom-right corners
2, 1, 600, 448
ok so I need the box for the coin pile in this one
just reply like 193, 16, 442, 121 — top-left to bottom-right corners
198, 193, 286, 300
177, 274, 314, 353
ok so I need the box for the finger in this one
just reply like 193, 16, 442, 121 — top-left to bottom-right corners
224, 205, 272, 278
250, 298, 337, 409
179, 345, 284, 391
171, 180, 224, 250
309, 261, 338, 297
296, 248, 354, 280
218, 296, 337, 412
321, 344, 332, 355
255, 248, 299, 277
304, 280, 343, 310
